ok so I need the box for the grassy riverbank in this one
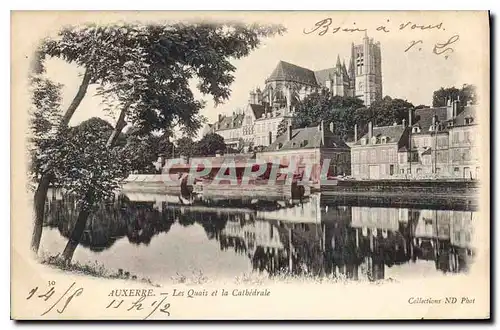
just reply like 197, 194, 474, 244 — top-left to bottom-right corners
39, 254, 160, 287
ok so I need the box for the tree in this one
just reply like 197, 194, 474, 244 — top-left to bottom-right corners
54, 118, 127, 205
276, 118, 289, 137
288, 91, 365, 140
175, 137, 199, 158
119, 133, 162, 174
197, 133, 226, 156
157, 134, 175, 158
367, 96, 414, 127
432, 84, 478, 107
31, 22, 286, 259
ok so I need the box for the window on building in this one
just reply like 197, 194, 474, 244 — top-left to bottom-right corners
409, 151, 419, 163
389, 165, 394, 176
453, 132, 460, 144
438, 136, 448, 148
436, 168, 441, 174
464, 131, 471, 143
465, 117, 474, 125
400, 169, 405, 174
416, 168, 422, 174
399, 152, 406, 164
447, 121, 454, 128
464, 167, 471, 179
361, 138, 366, 145
454, 167, 460, 175
464, 149, 471, 161
437, 151, 448, 163
407, 168, 411, 174
352, 151, 357, 163
361, 150, 368, 162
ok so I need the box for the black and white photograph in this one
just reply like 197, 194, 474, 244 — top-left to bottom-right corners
10, 10, 490, 320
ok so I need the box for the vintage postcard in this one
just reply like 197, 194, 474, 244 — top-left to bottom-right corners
11, 11, 490, 320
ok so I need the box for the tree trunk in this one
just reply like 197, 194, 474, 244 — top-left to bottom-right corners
61, 189, 94, 263
106, 106, 128, 147
59, 68, 92, 129
31, 67, 92, 254
61, 106, 129, 264
31, 172, 53, 252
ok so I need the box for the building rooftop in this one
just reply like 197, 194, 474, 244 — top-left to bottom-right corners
265, 125, 349, 152
411, 107, 449, 134
216, 112, 244, 130
249, 103, 266, 120
267, 60, 350, 88
267, 61, 319, 86
356, 124, 406, 145
314, 68, 337, 87
453, 105, 477, 126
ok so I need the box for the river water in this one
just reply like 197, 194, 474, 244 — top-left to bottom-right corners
40, 190, 476, 283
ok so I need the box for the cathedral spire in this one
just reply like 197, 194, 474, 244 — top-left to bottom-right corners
342, 60, 348, 78
336, 54, 341, 68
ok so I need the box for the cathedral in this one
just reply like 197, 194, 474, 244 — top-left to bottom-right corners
209, 34, 383, 149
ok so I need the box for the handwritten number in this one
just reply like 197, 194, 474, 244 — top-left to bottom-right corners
303, 18, 332, 36
106, 299, 124, 309
144, 295, 170, 320
159, 303, 171, 316
26, 287, 38, 300
38, 287, 55, 301
41, 282, 75, 316
56, 288, 84, 314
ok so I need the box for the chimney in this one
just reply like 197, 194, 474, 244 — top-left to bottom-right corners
368, 121, 373, 139
453, 100, 458, 118
268, 131, 272, 145
288, 125, 293, 141
354, 124, 358, 142
432, 115, 437, 128
402, 118, 406, 127
218, 114, 222, 122
408, 108, 413, 128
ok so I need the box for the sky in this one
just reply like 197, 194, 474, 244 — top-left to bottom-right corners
41, 11, 488, 140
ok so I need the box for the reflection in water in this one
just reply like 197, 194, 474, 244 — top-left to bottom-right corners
43, 189, 475, 281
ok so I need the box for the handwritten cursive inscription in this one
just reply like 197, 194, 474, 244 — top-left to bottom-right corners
433, 34, 460, 59
405, 40, 424, 52
26, 281, 84, 316
303, 19, 367, 36
106, 292, 171, 319
399, 21, 444, 31
303, 18, 459, 59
